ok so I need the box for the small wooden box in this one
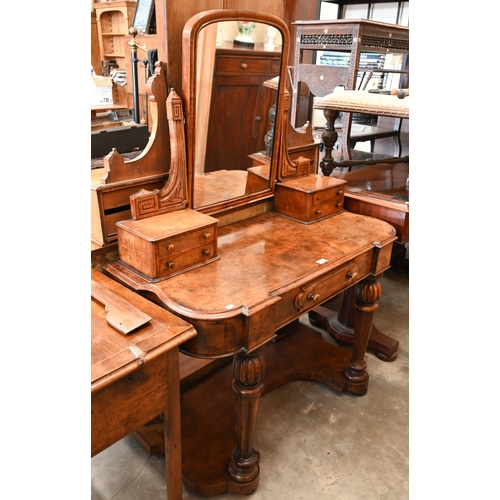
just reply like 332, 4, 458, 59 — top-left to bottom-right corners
273, 174, 346, 223
91, 169, 169, 246
116, 209, 219, 281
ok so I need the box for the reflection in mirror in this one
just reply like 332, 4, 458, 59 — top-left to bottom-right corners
182, 12, 287, 212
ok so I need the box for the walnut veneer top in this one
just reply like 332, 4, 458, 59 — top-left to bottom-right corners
108, 211, 395, 316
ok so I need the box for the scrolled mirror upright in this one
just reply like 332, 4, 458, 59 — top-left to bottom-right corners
182, 10, 289, 213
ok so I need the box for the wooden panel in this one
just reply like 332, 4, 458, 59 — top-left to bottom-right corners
92, 352, 169, 456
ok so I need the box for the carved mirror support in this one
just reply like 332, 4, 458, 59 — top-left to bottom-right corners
129, 88, 189, 219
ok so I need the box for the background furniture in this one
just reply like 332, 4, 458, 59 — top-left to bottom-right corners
91, 62, 173, 246
91, 268, 196, 500
310, 160, 409, 361
290, 18, 409, 159
204, 42, 281, 173
122, 30, 158, 128
313, 88, 409, 175
93, 1, 138, 75
310, 89, 408, 360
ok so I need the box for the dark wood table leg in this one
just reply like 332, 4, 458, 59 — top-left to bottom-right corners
345, 275, 381, 394
164, 348, 183, 500
309, 280, 399, 362
319, 109, 340, 177
227, 352, 265, 494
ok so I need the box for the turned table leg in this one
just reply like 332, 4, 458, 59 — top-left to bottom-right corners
228, 352, 265, 493
309, 283, 399, 361
319, 109, 340, 177
345, 275, 381, 395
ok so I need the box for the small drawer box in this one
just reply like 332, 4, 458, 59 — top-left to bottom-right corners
273, 174, 346, 223
116, 209, 219, 281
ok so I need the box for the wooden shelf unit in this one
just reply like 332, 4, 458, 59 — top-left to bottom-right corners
93, 1, 137, 73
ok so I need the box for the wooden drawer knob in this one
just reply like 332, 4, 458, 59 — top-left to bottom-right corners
241, 62, 248, 69
203, 232, 212, 239
202, 249, 210, 256
166, 261, 175, 269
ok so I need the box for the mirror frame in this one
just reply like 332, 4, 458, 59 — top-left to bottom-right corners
182, 9, 290, 216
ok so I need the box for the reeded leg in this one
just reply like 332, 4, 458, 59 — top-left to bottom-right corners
345, 275, 381, 395
228, 352, 265, 491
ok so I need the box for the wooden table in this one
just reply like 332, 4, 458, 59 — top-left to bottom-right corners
309, 161, 409, 361
290, 18, 409, 157
91, 268, 197, 500
104, 210, 396, 496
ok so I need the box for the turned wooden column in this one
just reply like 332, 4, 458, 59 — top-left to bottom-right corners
319, 109, 340, 177
345, 275, 381, 395
228, 352, 265, 493
309, 283, 399, 362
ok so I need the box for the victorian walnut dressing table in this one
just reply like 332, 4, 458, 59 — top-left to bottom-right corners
103, 10, 397, 496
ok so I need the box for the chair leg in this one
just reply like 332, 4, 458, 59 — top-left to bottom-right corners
396, 118, 404, 156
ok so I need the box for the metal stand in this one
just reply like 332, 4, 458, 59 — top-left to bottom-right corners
128, 27, 149, 125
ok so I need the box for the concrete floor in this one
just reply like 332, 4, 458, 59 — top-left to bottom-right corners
91, 266, 409, 500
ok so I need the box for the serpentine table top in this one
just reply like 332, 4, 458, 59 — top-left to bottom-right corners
104, 208, 397, 496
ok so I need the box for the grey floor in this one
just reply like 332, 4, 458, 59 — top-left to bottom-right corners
91, 265, 409, 500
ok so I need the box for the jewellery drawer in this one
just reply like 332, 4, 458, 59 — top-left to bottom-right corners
116, 209, 219, 281
273, 174, 346, 223
156, 243, 217, 278
158, 227, 215, 257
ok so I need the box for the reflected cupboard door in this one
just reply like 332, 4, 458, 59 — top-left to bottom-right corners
204, 44, 281, 173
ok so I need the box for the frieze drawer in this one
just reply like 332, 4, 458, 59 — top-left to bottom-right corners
273, 174, 346, 223
271, 253, 372, 330
116, 209, 219, 281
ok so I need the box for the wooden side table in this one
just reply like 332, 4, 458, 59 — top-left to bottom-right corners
290, 18, 409, 157
91, 268, 196, 500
